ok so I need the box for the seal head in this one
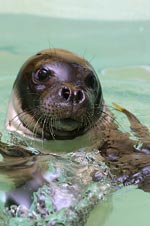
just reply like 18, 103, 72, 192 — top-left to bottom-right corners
7, 49, 104, 140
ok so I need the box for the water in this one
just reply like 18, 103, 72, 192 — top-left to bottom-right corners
87, 67, 150, 226
87, 186, 150, 226
0, 14, 150, 226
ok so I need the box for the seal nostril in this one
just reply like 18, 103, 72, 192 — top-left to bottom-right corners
59, 87, 85, 103
75, 90, 85, 104
60, 87, 71, 101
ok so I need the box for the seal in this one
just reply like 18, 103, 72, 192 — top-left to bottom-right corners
6, 48, 105, 142
4, 48, 150, 192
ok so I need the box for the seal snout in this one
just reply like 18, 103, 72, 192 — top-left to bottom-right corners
59, 86, 85, 104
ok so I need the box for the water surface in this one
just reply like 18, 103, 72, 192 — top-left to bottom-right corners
0, 13, 150, 226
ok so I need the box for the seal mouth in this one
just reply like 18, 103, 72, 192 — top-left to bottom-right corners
56, 118, 80, 131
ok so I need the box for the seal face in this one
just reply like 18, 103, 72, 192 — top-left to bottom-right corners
6, 49, 104, 140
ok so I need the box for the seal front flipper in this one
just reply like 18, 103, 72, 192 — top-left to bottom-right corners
113, 103, 150, 153
124, 165, 150, 192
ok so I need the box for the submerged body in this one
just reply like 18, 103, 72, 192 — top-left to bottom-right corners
4, 48, 150, 192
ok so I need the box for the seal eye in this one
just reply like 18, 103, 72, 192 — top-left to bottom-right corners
84, 72, 98, 89
32, 68, 52, 84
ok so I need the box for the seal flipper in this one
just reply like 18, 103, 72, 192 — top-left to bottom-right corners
113, 103, 150, 153
123, 166, 150, 192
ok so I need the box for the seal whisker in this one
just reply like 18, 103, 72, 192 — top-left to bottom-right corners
8, 109, 33, 126
92, 103, 120, 128
48, 117, 55, 139
94, 102, 127, 132
41, 115, 47, 141
32, 112, 45, 139
84, 112, 94, 129
8, 109, 38, 133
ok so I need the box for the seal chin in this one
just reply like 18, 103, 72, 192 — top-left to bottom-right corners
56, 119, 80, 132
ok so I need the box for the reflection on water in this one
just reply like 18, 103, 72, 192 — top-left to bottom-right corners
0, 138, 112, 225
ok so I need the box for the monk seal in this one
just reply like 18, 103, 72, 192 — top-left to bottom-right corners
6, 48, 107, 145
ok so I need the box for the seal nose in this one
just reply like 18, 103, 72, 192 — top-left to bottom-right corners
59, 86, 85, 104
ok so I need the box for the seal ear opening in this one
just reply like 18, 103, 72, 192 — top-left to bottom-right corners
36, 52, 42, 56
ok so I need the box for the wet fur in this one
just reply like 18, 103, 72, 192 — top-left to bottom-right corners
4, 49, 150, 192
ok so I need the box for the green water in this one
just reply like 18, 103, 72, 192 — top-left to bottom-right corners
0, 14, 150, 226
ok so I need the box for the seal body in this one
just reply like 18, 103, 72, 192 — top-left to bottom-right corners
6, 49, 107, 151
5, 48, 150, 191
